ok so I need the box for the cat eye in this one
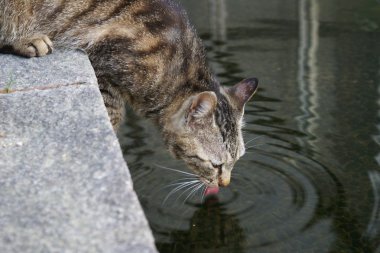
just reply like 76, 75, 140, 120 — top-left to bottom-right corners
211, 163, 223, 174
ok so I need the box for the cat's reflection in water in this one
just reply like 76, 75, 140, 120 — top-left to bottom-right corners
157, 195, 245, 253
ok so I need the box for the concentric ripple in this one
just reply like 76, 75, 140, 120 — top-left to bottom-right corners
118, 109, 345, 252
227, 141, 338, 252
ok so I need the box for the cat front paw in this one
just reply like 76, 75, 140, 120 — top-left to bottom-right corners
12, 35, 53, 58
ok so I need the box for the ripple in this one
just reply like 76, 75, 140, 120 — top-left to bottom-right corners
123, 130, 340, 252
228, 140, 336, 250
118, 93, 378, 252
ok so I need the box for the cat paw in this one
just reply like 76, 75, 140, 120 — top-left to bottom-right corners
13, 35, 53, 58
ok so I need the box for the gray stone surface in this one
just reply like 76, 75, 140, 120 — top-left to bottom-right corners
0, 50, 96, 90
0, 51, 157, 253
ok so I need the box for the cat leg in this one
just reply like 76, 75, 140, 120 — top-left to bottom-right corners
8, 35, 53, 58
0, 1, 53, 57
98, 78, 125, 131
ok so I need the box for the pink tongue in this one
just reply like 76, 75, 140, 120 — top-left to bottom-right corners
205, 186, 219, 196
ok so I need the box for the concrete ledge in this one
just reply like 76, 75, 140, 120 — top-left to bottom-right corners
0, 51, 157, 253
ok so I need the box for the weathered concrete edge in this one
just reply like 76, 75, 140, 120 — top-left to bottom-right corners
0, 50, 158, 253
0, 50, 97, 90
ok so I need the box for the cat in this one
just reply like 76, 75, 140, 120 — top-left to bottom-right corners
0, 0, 258, 190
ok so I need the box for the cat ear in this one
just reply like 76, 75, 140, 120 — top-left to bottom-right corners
169, 91, 217, 130
226, 77, 258, 110
189, 91, 217, 119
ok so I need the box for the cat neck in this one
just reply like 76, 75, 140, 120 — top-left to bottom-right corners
82, 1, 220, 124
153, 66, 221, 127
125, 27, 220, 122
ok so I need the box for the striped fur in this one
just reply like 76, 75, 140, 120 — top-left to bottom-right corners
0, 0, 258, 187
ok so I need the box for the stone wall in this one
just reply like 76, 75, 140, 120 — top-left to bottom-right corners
0, 50, 158, 253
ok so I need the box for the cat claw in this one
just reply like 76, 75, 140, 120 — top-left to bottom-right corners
13, 35, 53, 58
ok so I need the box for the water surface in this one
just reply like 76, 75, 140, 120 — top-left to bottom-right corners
119, 0, 380, 252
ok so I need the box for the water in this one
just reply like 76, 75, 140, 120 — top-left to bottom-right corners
118, 0, 380, 252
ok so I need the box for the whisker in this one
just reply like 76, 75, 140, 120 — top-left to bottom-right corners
192, 184, 205, 201
168, 177, 199, 183
162, 182, 196, 206
155, 164, 197, 177
162, 181, 199, 206
246, 143, 267, 149
163, 179, 199, 188
183, 183, 204, 205
175, 182, 201, 202
195, 183, 205, 198
198, 183, 206, 198
201, 185, 207, 203
158, 178, 198, 192
245, 135, 264, 146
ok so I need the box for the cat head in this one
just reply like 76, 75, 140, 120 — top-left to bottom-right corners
163, 78, 258, 187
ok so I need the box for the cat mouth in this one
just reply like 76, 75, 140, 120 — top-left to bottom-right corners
205, 186, 219, 196
199, 177, 219, 196
200, 177, 218, 187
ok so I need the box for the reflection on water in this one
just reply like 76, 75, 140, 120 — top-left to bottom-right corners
118, 0, 380, 252
367, 171, 380, 240
158, 195, 245, 253
297, 0, 320, 150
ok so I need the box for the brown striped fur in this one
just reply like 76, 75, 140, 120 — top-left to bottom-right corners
0, 0, 258, 187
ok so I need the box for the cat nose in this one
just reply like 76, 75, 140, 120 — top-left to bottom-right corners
218, 175, 230, 187
217, 169, 231, 187
212, 163, 231, 187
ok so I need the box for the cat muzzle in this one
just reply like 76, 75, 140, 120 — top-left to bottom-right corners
218, 172, 231, 187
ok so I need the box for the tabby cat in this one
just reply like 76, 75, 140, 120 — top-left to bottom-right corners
0, 0, 258, 189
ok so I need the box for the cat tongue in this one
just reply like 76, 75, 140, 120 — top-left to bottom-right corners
205, 186, 219, 196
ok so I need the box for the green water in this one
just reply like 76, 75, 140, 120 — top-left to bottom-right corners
118, 0, 380, 252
